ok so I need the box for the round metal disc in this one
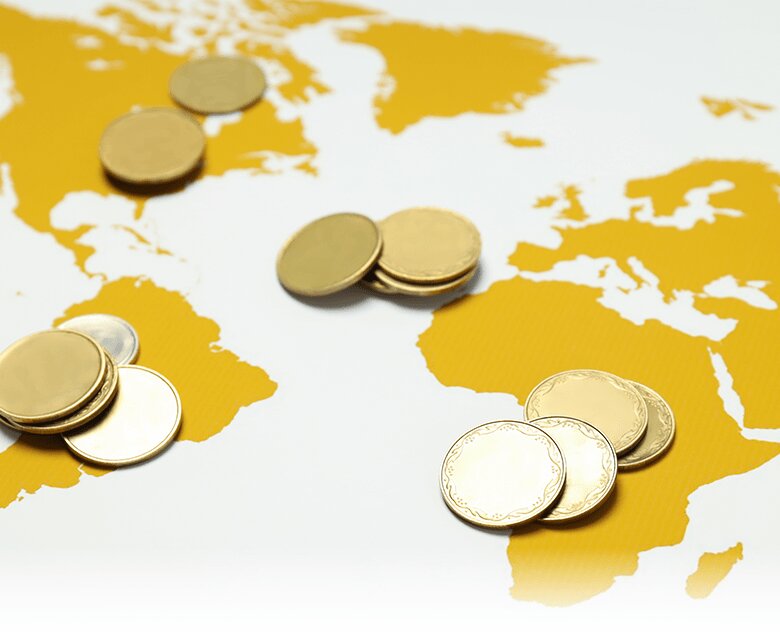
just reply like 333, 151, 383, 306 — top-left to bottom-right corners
378, 207, 481, 284
170, 55, 266, 114
525, 370, 648, 456
0, 350, 119, 435
277, 213, 382, 296
63, 366, 181, 467
618, 382, 675, 470
373, 265, 477, 297
529, 416, 618, 523
440, 420, 566, 529
59, 314, 140, 365
99, 108, 205, 184
0, 330, 106, 424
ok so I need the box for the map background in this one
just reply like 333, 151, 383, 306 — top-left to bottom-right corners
0, 0, 779, 638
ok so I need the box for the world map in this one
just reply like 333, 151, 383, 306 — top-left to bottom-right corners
0, 0, 777, 614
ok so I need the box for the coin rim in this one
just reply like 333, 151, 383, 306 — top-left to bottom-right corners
618, 381, 676, 470
62, 365, 182, 467
276, 213, 383, 297
99, 107, 206, 185
524, 369, 648, 456
377, 207, 482, 284
439, 419, 567, 529
58, 313, 140, 365
529, 415, 618, 524
0, 329, 108, 424
360, 271, 398, 295
169, 55, 267, 114
0, 349, 119, 435
373, 265, 477, 297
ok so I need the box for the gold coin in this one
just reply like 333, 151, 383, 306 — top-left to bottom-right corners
529, 416, 617, 523
277, 213, 382, 297
170, 55, 266, 114
63, 366, 181, 467
361, 271, 398, 295
525, 370, 647, 456
378, 207, 481, 284
618, 382, 675, 470
0, 330, 107, 424
59, 314, 139, 365
0, 350, 119, 435
373, 265, 477, 297
99, 108, 205, 184
440, 420, 566, 529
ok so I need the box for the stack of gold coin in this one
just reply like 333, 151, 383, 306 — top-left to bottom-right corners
277, 207, 481, 298
100, 55, 266, 187
440, 369, 674, 529
0, 314, 182, 468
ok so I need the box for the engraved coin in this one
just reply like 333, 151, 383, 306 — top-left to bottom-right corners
170, 55, 266, 114
63, 365, 181, 467
99, 108, 205, 184
59, 314, 140, 365
440, 420, 566, 529
277, 213, 382, 296
0, 350, 119, 435
0, 330, 106, 424
618, 382, 675, 470
378, 207, 481, 284
373, 265, 477, 297
529, 416, 617, 523
525, 370, 647, 456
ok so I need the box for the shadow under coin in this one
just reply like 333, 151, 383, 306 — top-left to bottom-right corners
286, 286, 373, 310
516, 484, 621, 535
103, 161, 204, 197
370, 264, 485, 312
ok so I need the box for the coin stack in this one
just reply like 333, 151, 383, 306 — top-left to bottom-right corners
440, 369, 675, 528
100, 55, 266, 187
0, 314, 182, 467
277, 207, 481, 298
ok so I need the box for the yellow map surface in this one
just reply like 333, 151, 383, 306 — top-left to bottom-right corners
0, 2, 576, 512
420, 160, 780, 604
1, 0, 775, 610
686, 542, 743, 599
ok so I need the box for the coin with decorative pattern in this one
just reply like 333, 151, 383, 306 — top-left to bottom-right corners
440, 420, 566, 529
618, 382, 675, 470
530, 416, 618, 523
525, 370, 648, 456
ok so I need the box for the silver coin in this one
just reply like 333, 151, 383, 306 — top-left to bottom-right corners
58, 314, 139, 365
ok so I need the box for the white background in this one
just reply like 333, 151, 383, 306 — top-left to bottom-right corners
0, 1, 779, 639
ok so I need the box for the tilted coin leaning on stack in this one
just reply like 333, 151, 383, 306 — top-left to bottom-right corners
440, 369, 675, 529
0, 314, 182, 468
276, 207, 482, 298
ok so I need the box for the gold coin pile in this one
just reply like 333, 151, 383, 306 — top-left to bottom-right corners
0, 314, 182, 467
440, 369, 675, 528
277, 207, 481, 298
100, 55, 266, 186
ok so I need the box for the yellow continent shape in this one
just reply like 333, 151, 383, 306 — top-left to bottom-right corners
419, 159, 780, 605
0, 278, 276, 509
